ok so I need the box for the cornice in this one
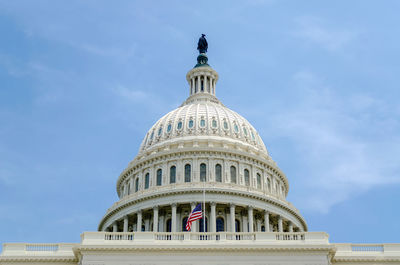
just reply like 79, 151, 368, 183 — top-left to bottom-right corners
76, 244, 335, 253
333, 256, 400, 262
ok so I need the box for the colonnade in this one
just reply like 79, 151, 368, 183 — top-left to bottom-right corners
107, 202, 302, 233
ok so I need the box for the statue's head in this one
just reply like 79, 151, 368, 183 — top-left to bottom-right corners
201, 34, 206, 37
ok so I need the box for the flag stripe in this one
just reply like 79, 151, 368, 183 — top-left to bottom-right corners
186, 203, 203, 231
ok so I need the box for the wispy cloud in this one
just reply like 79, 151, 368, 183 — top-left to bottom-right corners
112, 85, 150, 102
293, 17, 357, 51
270, 70, 400, 213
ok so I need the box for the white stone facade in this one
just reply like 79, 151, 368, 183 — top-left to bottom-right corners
1, 53, 399, 265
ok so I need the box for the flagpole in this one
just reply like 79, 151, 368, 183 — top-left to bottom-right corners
203, 182, 206, 234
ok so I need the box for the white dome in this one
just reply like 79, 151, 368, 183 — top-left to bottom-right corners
139, 95, 268, 155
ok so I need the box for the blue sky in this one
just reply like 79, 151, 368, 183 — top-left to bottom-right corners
0, 0, 400, 248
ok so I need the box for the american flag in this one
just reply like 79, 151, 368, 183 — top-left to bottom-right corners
186, 203, 202, 231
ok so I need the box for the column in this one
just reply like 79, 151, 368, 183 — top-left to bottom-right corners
137, 210, 142, 232
230, 204, 235, 232
278, 216, 283, 232
196, 76, 200, 93
171, 203, 177, 232
264, 211, 270, 232
153, 206, 159, 232
204, 75, 208, 93
123, 215, 129, 232
145, 219, 150, 231
210, 202, 216, 232
256, 219, 262, 232
113, 221, 118, 232
159, 215, 165, 232
248, 207, 254, 233
288, 221, 293, 232
191, 203, 197, 232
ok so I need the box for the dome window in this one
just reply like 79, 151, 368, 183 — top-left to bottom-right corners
251, 131, 255, 141
150, 131, 154, 140
243, 127, 248, 136
215, 164, 222, 182
185, 164, 191, 182
257, 173, 262, 189
244, 169, 250, 186
200, 118, 206, 128
223, 121, 228, 130
234, 124, 239, 133
200, 163, 207, 182
177, 121, 183, 130
170, 166, 176, 184
212, 119, 218, 128
158, 127, 163, 136
230, 166, 237, 184
167, 123, 172, 133
156, 169, 162, 186
188, 119, 194, 128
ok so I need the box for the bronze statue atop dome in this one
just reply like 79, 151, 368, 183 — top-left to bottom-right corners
197, 34, 208, 54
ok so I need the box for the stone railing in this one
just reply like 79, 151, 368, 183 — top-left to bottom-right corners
80, 231, 329, 245
1, 243, 77, 256
334, 243, 400, 255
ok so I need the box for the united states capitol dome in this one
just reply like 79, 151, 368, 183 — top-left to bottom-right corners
98, 43, 307, 234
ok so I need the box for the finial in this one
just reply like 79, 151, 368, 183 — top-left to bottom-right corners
195, 34, 209, 68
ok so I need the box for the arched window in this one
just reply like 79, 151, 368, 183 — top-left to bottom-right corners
244, 169, 250, 186
185, 164, 191, 182
200, 163, 206, 182
215, 164, 222, 182
135, 178, 139, 192
166, 219, 172, 232
156, 169, 162, 186
235, 219, 241, 232
261, 225, 265, 232
170, 166, 176, 184
199, 217, 208, 232
267, 178, 271, 192
182, 217, 188, 232
216, 217, 224, 232
145, 173, 150, 189
257, 173, 262, 189
230, 166, 237, 184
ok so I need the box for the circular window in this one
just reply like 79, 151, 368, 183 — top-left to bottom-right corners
223, 121, 228, 130
188, 119, 194, 128
177, 121, 183, 130
158, 127, 163, 136
212, 120, 217, 128
167, 123, 172, 133
200, 119, 206, 127
234, 124, 239, 133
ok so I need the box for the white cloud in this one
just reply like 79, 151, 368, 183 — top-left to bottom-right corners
269, 70, 400, 213
293, 17, 357, 51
